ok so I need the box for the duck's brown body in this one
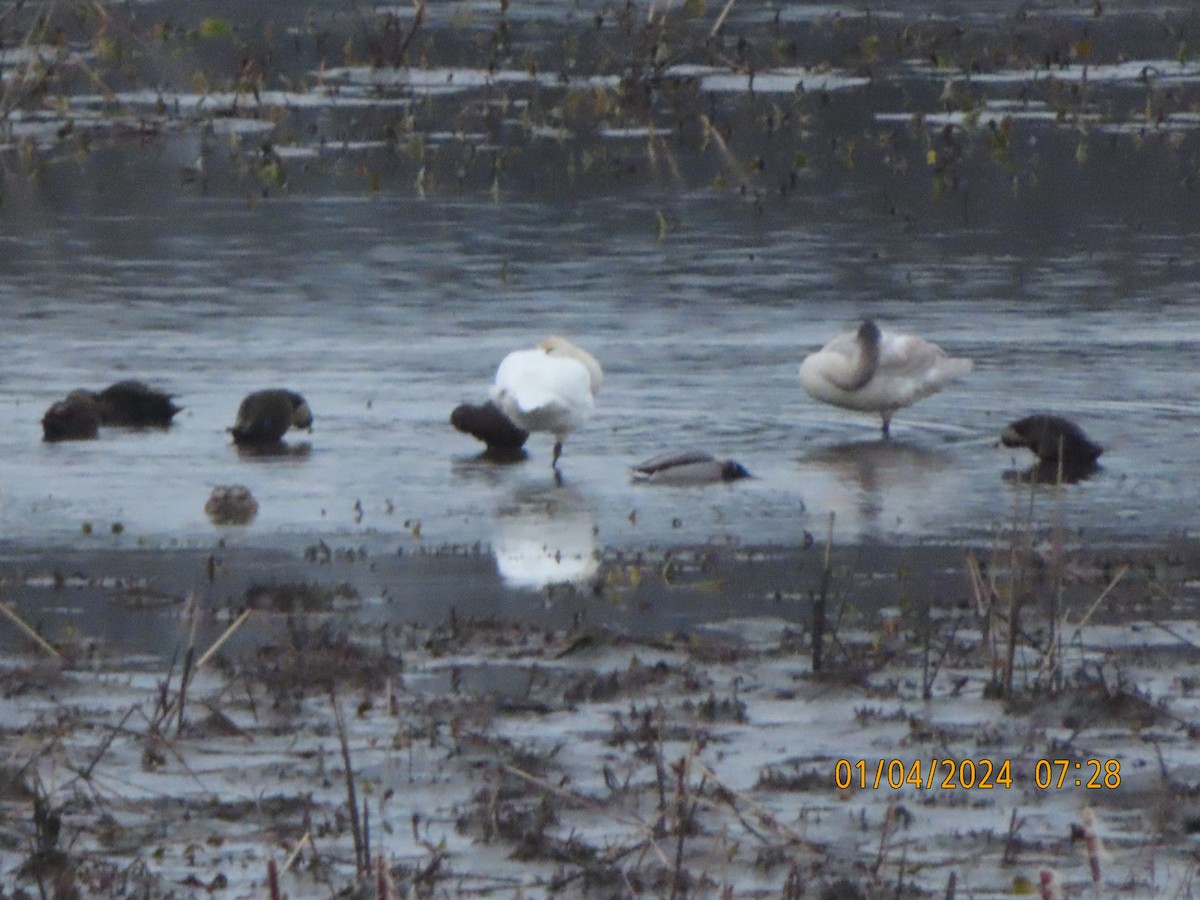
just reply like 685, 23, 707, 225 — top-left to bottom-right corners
231, 389, 313, 445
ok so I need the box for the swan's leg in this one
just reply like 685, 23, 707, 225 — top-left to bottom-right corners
880, 413, 892, 439
551, 440, 563, 467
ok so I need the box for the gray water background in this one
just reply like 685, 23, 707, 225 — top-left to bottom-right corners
2, 0, 1200, 561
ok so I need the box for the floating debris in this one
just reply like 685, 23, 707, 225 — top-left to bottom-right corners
205, 485, 259, 526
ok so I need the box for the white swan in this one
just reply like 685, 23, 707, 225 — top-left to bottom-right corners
490, 336, 603, 471
799, 320, 972, 436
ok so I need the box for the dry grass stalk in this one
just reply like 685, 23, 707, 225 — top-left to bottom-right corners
175, 592, 200, 735
501, 762, 672, 867
965, 551, 1002, 686
1080, 808, 1105, 885
195, 607, 252, 670
175, 646, 196, 737
133, 705, 209, 788
0, 601, 62, 659
1066, 564, 1129, 644
376, 852, 395, 900
668, 747, 703, 900
870, 800, 906, 878
278, 830, 313, 877
695, 763, 820, 851
812, 512, 835, 673
78, 703, 139, 781
1039, 868, 1061, 899
1001, 807, 1026, 866
331, 688, 367, 877
709, 0, 738, 39
698, 114, 740, 171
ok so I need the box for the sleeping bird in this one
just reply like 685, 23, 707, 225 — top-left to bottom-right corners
230, 389, 313, 445
799, 319, 972, 436
490, 336, 602, 475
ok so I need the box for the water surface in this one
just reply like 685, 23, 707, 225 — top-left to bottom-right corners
2, 0, 1199, 568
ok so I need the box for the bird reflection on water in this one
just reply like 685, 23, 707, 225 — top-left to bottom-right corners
491, 484, 598, 590
1002, 458, 1101, 486
799, 439, 960, 536
235, 441, 312, 461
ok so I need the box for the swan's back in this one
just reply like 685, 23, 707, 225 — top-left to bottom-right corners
800, 322, 972, 416
878, 333, 973, 399
491, 344, 596, 437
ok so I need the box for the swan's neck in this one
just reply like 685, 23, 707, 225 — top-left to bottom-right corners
848, 322, 881, 389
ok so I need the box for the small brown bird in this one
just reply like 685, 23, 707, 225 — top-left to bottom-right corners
231, 389, 312, 445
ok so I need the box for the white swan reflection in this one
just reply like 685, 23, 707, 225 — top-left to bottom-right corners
492, 485, 598, 589
798, 439, 965, 536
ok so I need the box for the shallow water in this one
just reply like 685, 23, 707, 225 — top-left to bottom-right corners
2, 0, 1200, 573
3, 190, 1197, 558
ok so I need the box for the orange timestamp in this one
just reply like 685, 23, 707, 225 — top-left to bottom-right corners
834, 758, 1122, 790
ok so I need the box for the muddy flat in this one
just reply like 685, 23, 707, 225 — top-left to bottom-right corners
3, 532, 1200, 898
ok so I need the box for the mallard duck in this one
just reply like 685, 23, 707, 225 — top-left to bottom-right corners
490, 336, 602, 474
41, 391, 101, 442
450, 400, 529, 456
632, 450, 751, 484
1000, 415, 1103, 465
799, 320, 973, 437
230, 389, 312, 445
93, 380, 181, 427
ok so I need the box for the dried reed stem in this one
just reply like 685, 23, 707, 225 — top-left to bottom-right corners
502, 762, 672, 867
812, 511, 834, 672
709, 0, 737, 38
331, 688, 366, 876
0, 601, 61, 659
195, 608, 252, 670
1068, 564, 1129, 641
279, 830, 313, 876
